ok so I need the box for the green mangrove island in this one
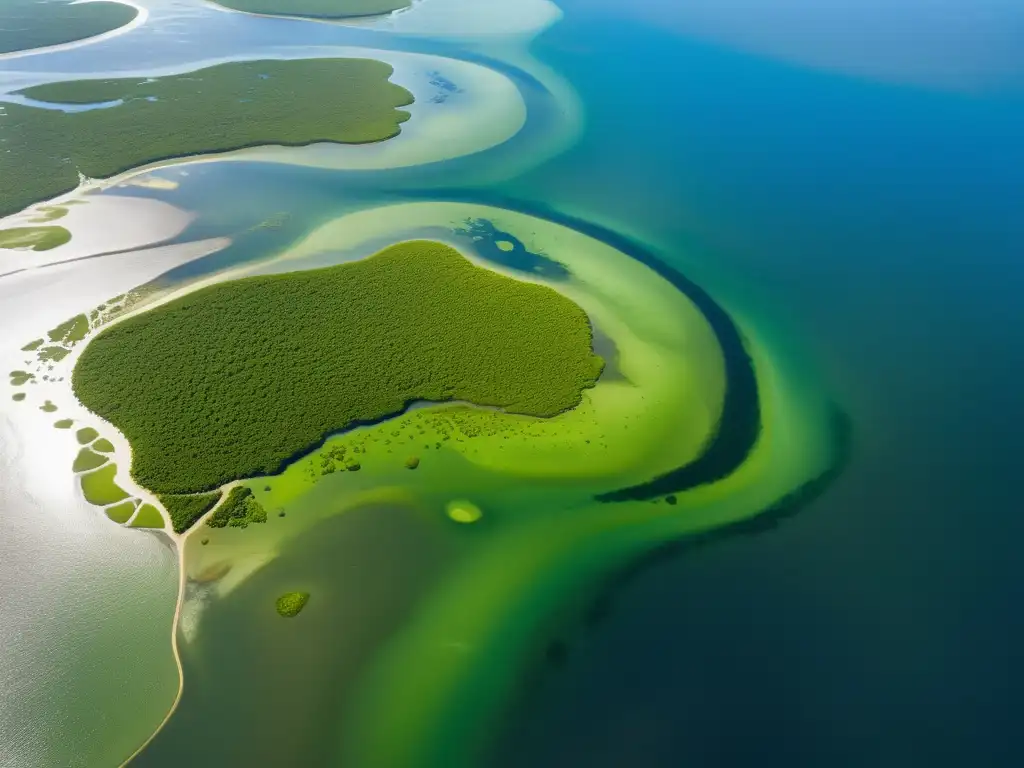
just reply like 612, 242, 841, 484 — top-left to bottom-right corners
213, 0, 410, 20
73, 240, 603, 498
1, 58, 413, 218
0, 0, 137, 55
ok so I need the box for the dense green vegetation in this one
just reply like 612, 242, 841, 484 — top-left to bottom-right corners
130, 504, 165, 529
73, 448, 107, 473
76, 427, 98, 445
0, 227, 71, 252
9, 371, 34, 386
0, 0, 137, 55
160, 492, 222, 534
1, 59, 413, 218
213, 0, 409, 19
105, 501, 136, 524
207, 487, 267, 529
74, 241, 603, 493
80, 464, 129, 506
275, 592, 310, 618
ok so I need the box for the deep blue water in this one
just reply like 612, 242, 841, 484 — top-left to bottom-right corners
486, 7, 1024, 767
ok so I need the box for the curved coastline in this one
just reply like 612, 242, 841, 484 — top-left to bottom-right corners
0, 0, 147, 62
0, 49, 527, 224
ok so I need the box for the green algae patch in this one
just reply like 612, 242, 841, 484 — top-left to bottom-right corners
73, 448, 108, 473
76, 427, 99, 445
217, 0, 408, 19
105, 500, 136, 524
207, 487, 267, 529
40, 400, 58, 413
48, 314, 89, 344
160, 492, 222, 534
30, 206, 69, 224
80, 464, 129, 506
12, 393, 26, 402
0, 226, 71, 252
38, 346, 71, 363
275, 592, 310, 618
21, 339, 44, 352
446, 500, 483, 525
9, 371, 34, 386
74, 241, 603, 494
92, 438, 115, 453
405, 456, 421, 470
1, 58, 413, 218
130, 504, 165, 529
54, 418, 73, 428
0, 0, 137, 55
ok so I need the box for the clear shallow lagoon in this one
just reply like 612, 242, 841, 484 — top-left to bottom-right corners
2, 0, 1023, 766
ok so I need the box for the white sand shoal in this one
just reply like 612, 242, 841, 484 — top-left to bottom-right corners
0, 194, 193, 275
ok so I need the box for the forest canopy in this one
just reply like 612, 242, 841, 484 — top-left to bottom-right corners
73, 241, 603, 494
1, 58, 413, 218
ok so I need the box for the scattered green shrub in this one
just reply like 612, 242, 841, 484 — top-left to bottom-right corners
92, 438, 115, 453
275, 592, 310, 618
76, 427, 98, 445
9, 371, 34, 386
54, 418, 73, 428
